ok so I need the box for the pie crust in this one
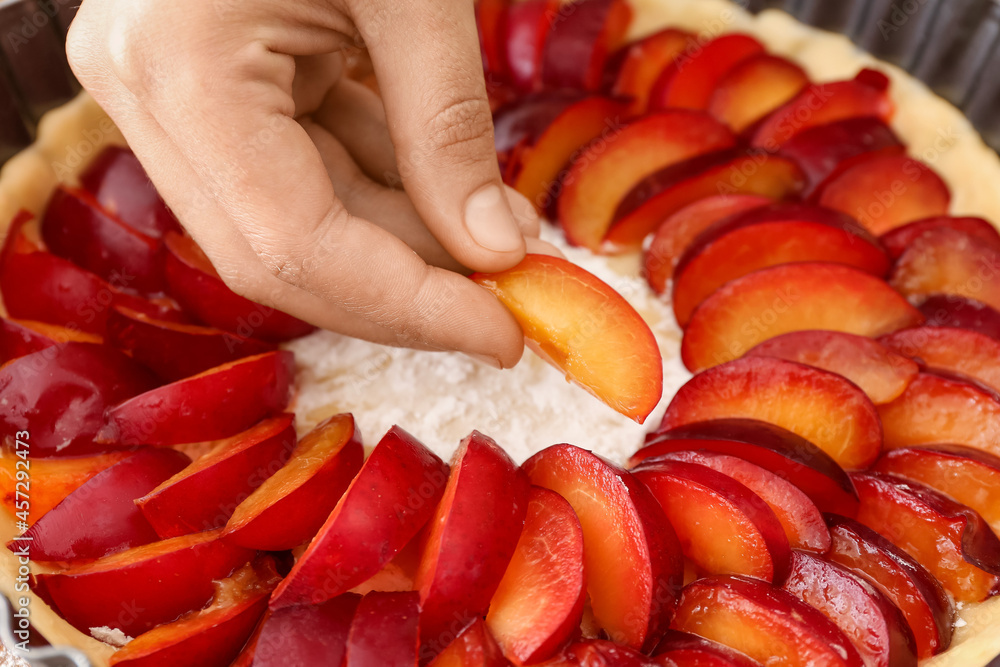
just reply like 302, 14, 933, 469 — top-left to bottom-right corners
1, 1, 999, 665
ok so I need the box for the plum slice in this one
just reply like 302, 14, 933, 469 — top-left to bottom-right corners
486, 487, 585, 665
917, 294, 1000, 340
605, 149, 806, 252
345, 591, 421, 667
881, 325, 1000, 394
0, 342, 156, 457
136, 414, 297, 537
1, 249, 185, 334
556, 110, 735, 252
781, 551, 917, 667
634, 460, 791, 583
659, 357, 883, 470
751, 70, 894, 149
270, 426, 448, 609
681, 262, 923, 371
880, 216, 1000, 260
164, 232, 314, 342
223, 413, 363, 550
472, 255, 662, 423
825, 514, 955, 659
477, 0, 508, 78
106, 306, 276, 382
503, 0, 558, 92
510, 96, 629, 212
524, 444, 682, 651
890, 227, 1000, 313
643, 195, 770, 297
633, 418, 858, 516
670, 203, 890, 326
606, 28, 693, 115
13, 448, 189, 561
0, 317, 102, 364
852, 472, 1000, 602
648, 34, 764, 111
873, 445, 1000, 536
671, 575, 865, 667
877, 372, 1000, 458
32, 529, 253, 635
708, 53, 809, 132
493, 92, 584, 159
41, 185, 165, 295
415, 432, 529, 654
540, 0, 632, 92
79, 145, 182, 238
746, 330, 918, 405
817, 154, 951, 235
98, 350, 294, 447
777, 117, 903, 196
0, 449, 133, 524
252, 593, 360, 667
107, 556, 279, 667
645, 450, 830, 553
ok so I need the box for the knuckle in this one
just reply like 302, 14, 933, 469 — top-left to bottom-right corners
65, 3, 115, 88
215, 262, 264, 302
257, 250, 305, 286
103, 12, 155, 93
249, 234, 310, 286
106, 53, 145, 95
420, 95, 495, 167
391, 304, 437, 349
64, 23, 94, 80
400, 271, 462, 346
347, 265, 450, 349
95, 18, 167, 98
82, 3, 215, 97
244, 205, 351, 288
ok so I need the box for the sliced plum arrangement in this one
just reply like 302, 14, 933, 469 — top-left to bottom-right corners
2, 0, 1000, 664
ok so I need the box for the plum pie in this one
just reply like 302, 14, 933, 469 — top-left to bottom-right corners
1, 0, 1000, 665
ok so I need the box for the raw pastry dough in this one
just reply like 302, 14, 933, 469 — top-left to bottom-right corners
1, 2, 998, 665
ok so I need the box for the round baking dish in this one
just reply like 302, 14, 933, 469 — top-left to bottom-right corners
0, 0, 999, 665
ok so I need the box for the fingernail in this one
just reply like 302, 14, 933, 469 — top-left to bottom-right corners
465, 184, 524, 253
465, 352, 503, 369
506, 189, 540, 231
525, 237, 566, 259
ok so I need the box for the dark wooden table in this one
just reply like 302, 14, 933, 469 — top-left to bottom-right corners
0, 0, 78, 164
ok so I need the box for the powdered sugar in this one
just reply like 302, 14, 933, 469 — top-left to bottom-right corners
88, 627, 132, 647
0, 643, 27, 667
285, 225, 691, 465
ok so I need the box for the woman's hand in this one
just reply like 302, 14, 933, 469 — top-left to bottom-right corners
67, 0, 546, 367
